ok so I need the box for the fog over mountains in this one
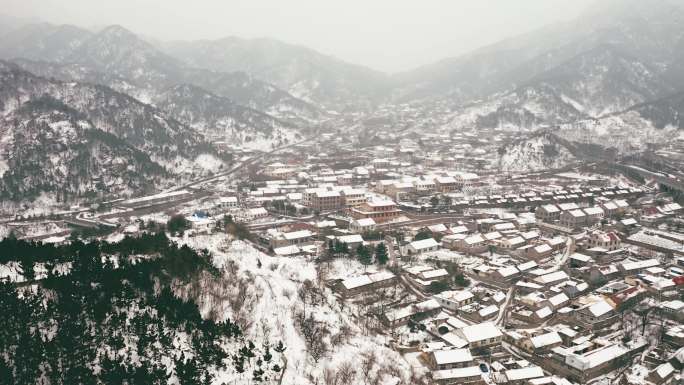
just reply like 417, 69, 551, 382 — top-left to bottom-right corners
1, 0, 684, 201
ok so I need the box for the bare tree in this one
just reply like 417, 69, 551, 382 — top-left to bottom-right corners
360, 351, 378, 385
337, 361, 356, 385
298, 279, 316, 317
323, 366, 339, 385
309, 337, 329, 364
297, 312, 330, 363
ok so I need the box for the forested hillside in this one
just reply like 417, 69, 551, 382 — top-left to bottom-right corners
0, 233, 286, 384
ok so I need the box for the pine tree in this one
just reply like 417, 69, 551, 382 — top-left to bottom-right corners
274, 341, 286, 353
357, 245, 372, 265
340, 242, 349, 255
375, 243, 389, 265
20, 259, 35, 281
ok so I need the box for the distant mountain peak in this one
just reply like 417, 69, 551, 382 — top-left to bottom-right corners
98, 24, 137, 38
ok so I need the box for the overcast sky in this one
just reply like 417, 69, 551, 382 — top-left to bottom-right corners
3, 0, 596, 73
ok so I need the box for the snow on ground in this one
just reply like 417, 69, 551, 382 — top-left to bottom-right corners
0, 192, 62, 217
235, 126, 302, 152
324, 258, 375, 280
178, 234, 421, 385
625, 363, 650, 384
557, 111, 678, 153
3, 221, 69, 239
499, 135, 576, 172
0, 262, 23, 283
0, 156, 8, 178
194, 153, 224, 172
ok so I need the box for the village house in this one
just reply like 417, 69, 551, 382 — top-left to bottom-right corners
186, 215, 216, 234
454, 322, 503, 351
446, 233, 487, 254
427, 223, 450, 236
661, 300, 684, 322
433, 366, 484, 385
522, 332, 563, 354
403, 238, 440, 256
434, 290, 475, 312
601, 201, 619, 217
534, 270, 569, 287
586, 230, 621, 251
618, 258, 660, 276
492, 265, 520, 283
435, 176, 459, 193
336, 271, 396, 298
583, 206, 605, 224
527, 243, 553, 260
454, 172, 480, 191
349, 217, 376, 233
427, 348, 474, 370
560, 209, 587, 229
385, 182, 415, 201
351, 199, 403, 223
499, 236, 526, 251
268, 229, 315, 248
536, 204, 561, 222
601, 199, 630, 217
303, 188, 343, 212
236, 207, 268, 222
417, 268, 450, 282
617, 218, 641, 234
382, 299, 442, 327
555, 342, 647, 383
648, 362, 676, 385
574, 299, 618, 332
216, 196, 238, 209
588, 264, 621, 285
545, 292, 570, 310
414, 177, 436, 193
558, 202, 580, 211
548, 236, 566, 252
569, 252, 594, 268
340, 188, 366, 207
336, 234, 364, 250
559, 281, 589, 300
505, 366, 545, 385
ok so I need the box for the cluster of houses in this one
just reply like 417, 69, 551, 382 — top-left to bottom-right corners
535, 199, 630, 230
308, 179, 684, 384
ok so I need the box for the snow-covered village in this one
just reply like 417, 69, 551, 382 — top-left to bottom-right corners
3, 0, 684, 384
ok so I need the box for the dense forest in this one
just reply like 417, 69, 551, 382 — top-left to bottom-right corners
0, 233, 285, 384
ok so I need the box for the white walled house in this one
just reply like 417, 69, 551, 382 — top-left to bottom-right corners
404, 238, 440, 256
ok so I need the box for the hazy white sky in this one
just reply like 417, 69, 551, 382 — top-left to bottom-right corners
4, 0, 596, 73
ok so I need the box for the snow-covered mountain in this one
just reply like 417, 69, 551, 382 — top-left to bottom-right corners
425, 0, 684, 170
394, 0, 684, 105
464, 46, 675, 131
0, 61, 228, 201
0, 24, 322, 124
161, 37, 390, 109
0, 96, 167, 201
155, 84, 303, 151
0, 23, 91, 62
628, 91, 684, 129
10, 59, 310, 145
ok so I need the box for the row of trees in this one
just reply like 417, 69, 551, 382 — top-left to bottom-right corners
324, 240, 389, 266
266, 200, 310, 216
